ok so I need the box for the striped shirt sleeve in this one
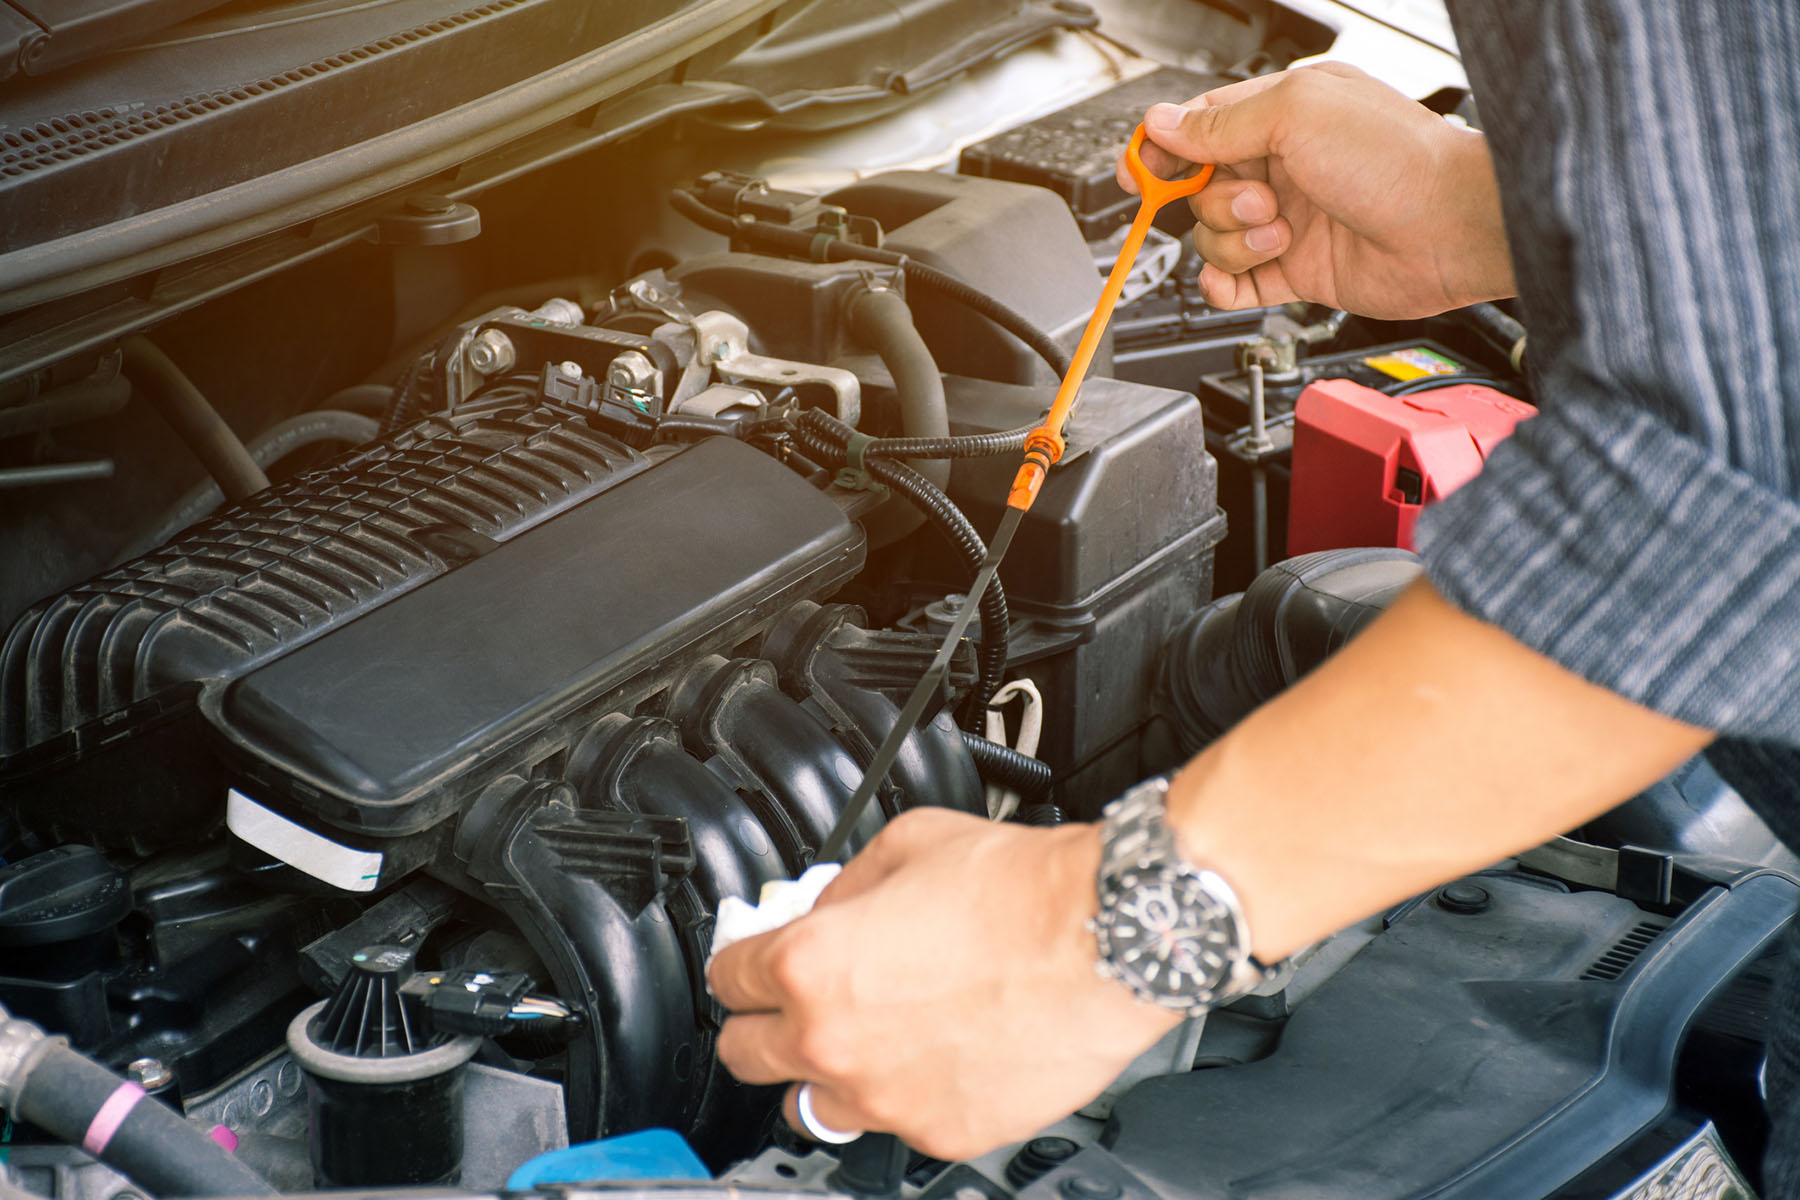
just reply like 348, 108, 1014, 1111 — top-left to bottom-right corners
1418, 0, 1800, 742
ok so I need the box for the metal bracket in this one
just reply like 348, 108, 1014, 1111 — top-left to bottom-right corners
652, 308, 861, 426
0, 1012, 60, 1110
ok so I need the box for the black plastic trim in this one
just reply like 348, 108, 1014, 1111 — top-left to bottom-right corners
1426, 871, 1797, 1198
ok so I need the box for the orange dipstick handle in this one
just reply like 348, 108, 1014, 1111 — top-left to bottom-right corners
1006, 123, 1215, 511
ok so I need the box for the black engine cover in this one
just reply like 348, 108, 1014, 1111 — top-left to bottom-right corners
211, 435, 863, 845
0, 396, 650, 846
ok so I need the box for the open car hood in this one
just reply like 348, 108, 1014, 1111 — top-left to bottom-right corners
0, 0, 1092, 319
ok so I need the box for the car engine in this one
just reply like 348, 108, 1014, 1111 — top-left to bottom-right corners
0, 3, 1792, 1199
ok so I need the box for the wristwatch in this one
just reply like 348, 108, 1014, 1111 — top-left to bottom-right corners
1089, 776, 1274, 1016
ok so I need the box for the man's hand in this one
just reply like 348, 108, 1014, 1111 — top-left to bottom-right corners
708, 809, 1180, 1161
1119, 63, 1514, 318
707, 580, 1712, 1160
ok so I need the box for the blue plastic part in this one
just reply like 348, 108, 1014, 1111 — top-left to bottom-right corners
506, 1129, 710, 1187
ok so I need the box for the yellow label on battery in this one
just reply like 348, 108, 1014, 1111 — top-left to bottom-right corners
1363, 346, 1463, 382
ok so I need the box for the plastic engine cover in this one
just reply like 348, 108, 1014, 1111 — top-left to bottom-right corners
209, 435, 864, 843
0, 396, 650, 845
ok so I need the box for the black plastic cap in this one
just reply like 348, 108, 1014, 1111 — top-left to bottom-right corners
0, 845, 130, 947
1006, 1136, 1080, 1189
309, 944, 444, 1057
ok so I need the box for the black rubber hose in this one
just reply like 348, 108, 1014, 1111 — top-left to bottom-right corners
244, 409, 381, 472
319, 383, 398, 418
1156, 548, 1423, 755
796, 412, 1009, 711
121, 335, 270, 501
0, 372, 132, 439
669, 190, 1074, 381
846, 286, 950, 492
1451, 301, 1528, 370
122, 409, 380, 560
380, 352, 432, 433
962, 732, 1053, 799
13, 1042, 274, 1196
653, 414, 742, 440
845, 285, 948, 546
1015, 802, 1067, 826
862, 425, 1035, 460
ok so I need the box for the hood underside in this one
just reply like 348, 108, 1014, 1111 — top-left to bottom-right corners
0, 0, 1091, 320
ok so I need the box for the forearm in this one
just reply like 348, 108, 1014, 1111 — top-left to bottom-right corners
1167, 579, 1712, 963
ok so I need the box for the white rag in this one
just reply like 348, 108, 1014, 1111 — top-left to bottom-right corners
707, 863, 843, 972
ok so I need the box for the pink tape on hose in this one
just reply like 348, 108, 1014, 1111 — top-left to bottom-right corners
208, 1125, 239, 1152
82, 1082, 146, 1156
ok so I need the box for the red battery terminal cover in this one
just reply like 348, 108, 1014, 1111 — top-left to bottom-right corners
1286, 378, 1537, 555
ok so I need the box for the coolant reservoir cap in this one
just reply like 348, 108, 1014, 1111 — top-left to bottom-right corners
0, 845, 130, 947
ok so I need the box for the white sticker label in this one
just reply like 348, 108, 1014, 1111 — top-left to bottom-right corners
226, 789, 384, 893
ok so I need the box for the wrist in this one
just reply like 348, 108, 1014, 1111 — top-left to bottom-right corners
1164, 738, 1293, 963
1052, 821, 1184, 1031
1431, 129, 1517, 308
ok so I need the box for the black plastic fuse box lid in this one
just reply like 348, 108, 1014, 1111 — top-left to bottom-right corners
958, 67, 1227, 239
206, 437, 863, 837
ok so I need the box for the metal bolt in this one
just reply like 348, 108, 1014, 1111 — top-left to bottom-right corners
606, 351, 658, 394
557, 361, 583, 379
128, 1057, 173, 1090
529, 297, 586, 327
277, 1059, 302, 1096
465, 329, 516, 376
1059, 1175, 1122, 1200
712, 341, 733, 362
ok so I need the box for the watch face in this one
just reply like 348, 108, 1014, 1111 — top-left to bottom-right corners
1102, 868, 1239, 999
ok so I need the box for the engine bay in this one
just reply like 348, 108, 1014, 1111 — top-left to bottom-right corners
0, 4, 1791, 1198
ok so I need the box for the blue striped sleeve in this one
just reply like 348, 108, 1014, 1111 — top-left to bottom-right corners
1419, 0, 1800, 743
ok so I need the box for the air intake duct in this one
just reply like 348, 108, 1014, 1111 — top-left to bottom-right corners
1156, 548, 1422, 755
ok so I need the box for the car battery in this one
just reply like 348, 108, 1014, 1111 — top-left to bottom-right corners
1286, 377, 1537, 555
1196, 338, 1503, 590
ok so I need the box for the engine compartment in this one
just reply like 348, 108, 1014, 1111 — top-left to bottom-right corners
0, 6, 1792, 1199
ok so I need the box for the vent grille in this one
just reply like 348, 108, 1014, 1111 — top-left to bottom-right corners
0, 0, 529, 178
1580, 919, 1667, 982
